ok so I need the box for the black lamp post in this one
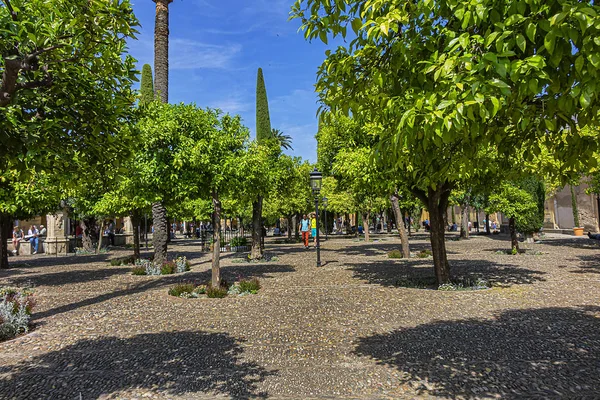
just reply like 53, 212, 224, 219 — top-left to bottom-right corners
323, 196, 328, 240
309, 168, 323, 267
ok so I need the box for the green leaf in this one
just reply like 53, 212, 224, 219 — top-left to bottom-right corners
588, 53, 600, 68
351, 18, 362, 34
575, 55, 584, 73
580, 91, 591, 108
526, 23, 536, 43
515, 34, 526, 53
437, 100, 454, 110
319, 31, 328, 44
544, 31, 556, 54
528, 78, 538, 94
490, 97, 500, 117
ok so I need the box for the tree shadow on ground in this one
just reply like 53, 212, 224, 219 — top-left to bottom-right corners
32, 264, 295, 321
0, 331, 274, 399
0, 254, 112, 278
331, 243, 459, 258
347, 258, 545, 288
569, 254, 600, 274
6, 267, 132, 287
354, 306, 600, 398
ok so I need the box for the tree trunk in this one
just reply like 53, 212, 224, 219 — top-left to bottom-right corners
294, 213, 300, 241
485, 213, 490, 235
212, 189, 221, 287
0, 213, 10, 269
132, 211, 141, 259
390, 193, 410, 258
476, 209, 480, 233
153, 0, 172, 103
97, 221, 105, 254
250, 197, 263, 259
460, 203, 469, 239
152, 201, 168, 265
287, 215, 293, 241
344, 212, 351, 234
509, 216, 519, 253
80, 218, 95, 252
421, 186, 452, 285
363, 212, 370, 242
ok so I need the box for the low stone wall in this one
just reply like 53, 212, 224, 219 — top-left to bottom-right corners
7, 239, 44, 255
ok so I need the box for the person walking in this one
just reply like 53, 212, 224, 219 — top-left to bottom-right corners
300, 214, 310, 249
11, 226, 23, 256
311, 213, 318, 247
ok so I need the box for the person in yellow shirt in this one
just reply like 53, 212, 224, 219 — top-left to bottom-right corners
311, 213, 318, 247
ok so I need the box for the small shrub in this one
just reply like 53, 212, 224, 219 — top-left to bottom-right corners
230, 236, 248, 247
0, 287, 35, 341
161, 261, 176, 275
206, 285, 228, 298
416, 249, 432, 258
388, 250, 403, 259
174, 256, 190, 273
511, 247, 518, 255
131, 266, 147, 275
168, 283, 196, 297
238, 278, 261, 293
110, 255, 136, 266
193, 285, 207, 295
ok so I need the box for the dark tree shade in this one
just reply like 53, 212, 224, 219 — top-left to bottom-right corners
256, 68, 272, 143
140, 64, 154, 106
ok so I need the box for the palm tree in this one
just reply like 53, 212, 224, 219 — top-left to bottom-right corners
271, 128, 293, 150
151, 0, 173, 265
152, 0, 173, 103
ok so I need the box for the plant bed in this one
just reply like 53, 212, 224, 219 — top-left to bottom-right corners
230, 253, 279, 263
0, 287, 35, 342
168, 278, 261, 299
131, 256, 191, 276
494, 249, 544, 256
395, 276, 491, 291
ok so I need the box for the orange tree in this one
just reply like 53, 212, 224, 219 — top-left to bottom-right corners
292, 0, 600, 284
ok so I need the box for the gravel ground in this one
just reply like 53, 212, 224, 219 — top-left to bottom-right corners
0, 232, 599, 399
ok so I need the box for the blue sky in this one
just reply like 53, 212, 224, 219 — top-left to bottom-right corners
126, 0, 335, 163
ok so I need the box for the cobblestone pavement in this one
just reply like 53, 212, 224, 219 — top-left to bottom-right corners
0, 232, 599, 399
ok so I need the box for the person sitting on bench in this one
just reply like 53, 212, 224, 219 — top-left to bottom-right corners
588, 232, 600, 240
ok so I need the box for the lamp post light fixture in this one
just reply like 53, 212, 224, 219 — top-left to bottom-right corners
323, 196, 328, 241
309, 168, 323, 267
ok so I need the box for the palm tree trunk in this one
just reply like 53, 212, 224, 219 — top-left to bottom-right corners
152, 0, 173, 103
152, 202, 168, 265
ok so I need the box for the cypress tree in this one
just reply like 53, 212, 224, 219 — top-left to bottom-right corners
256, 68, 272, 142
140, 64, 154, 106
250, 67, 272, 259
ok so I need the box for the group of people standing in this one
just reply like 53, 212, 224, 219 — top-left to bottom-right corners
11, 224, 46, 256
300, 214, 318, 249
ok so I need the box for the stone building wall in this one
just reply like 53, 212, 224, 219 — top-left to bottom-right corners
545, 183, 600, 232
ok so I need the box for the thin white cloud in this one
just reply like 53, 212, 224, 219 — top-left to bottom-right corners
170, 39, 241, 70
210, 97, 252, 114
127, 37, 242, 71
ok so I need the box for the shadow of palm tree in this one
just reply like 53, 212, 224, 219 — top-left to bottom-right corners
0, 331, 275, 399
354, 306, 600, 398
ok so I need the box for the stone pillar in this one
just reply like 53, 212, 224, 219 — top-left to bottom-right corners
124, 216, 134, 244
45, 212, 68, 255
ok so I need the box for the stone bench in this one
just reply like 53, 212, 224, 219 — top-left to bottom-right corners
7, 239, 44, 255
